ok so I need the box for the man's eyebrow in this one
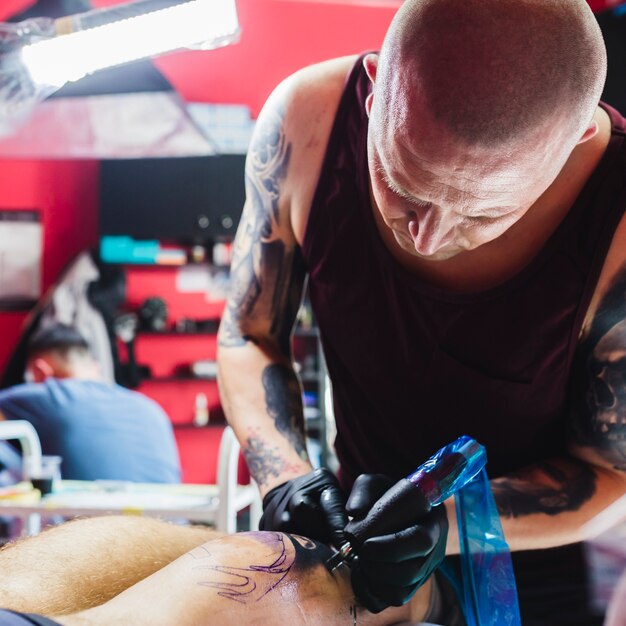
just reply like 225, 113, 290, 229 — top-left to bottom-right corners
377, 163, 428, 204
376, 160, 521, 218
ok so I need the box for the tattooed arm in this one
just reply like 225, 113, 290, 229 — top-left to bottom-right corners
444, 261, 626, 554
217, 58, 353, 498
216, 77, 315, 496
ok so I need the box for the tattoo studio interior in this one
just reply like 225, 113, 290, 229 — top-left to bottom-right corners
0, 1, 626, 625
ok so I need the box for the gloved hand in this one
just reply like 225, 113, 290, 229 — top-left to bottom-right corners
344, 473, 448, 614
259, 468, 348, 547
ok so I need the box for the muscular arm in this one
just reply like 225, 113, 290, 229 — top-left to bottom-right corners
217, 83, 311, 495
444, 264, 626, 553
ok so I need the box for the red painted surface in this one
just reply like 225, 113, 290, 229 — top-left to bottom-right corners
149, 0, 398, 116
123, 333, 219, 379
174, 425, 250, 484
0, 160, 99, 372
136, 378, 223, 426
124, 266, 224, 322
0, 313, 30, 372
587, 0, 626, 12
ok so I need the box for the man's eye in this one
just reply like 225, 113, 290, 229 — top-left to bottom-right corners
393, 187, 430, 209
466, 214, 497, 224
409, 197, 432, 210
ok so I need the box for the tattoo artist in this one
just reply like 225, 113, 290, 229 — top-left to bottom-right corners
217, 1, 626, 624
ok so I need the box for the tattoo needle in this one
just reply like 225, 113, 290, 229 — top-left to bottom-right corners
326, 435, 487, 573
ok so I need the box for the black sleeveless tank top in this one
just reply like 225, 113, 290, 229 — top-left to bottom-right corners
302, 55, 626, 490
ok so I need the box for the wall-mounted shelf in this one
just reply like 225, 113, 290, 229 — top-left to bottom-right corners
142, 375, 218, 383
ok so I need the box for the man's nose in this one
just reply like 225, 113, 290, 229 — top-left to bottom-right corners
412, 204, 455, 255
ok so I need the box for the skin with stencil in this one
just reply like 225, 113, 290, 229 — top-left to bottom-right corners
0, 517, 437, 625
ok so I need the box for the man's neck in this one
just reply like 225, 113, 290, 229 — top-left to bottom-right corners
50, 370, 104, 383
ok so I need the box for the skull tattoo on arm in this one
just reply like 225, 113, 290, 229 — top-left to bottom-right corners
571, 267, 626, 471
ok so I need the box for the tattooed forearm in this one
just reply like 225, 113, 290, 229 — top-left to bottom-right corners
491, 458, 596, 518
219, 105, 305, 352
242, 431, 303, 487
262, 364, 307, 458
268, 244, 306, 355
571, 266, 626, 470
219, 257, 262, 348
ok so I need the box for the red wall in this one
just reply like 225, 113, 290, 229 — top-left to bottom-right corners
149, 0, 400, 116
0, 161, 99, 372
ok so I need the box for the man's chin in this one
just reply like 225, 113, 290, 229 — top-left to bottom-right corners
419, 248, 464, 262
395, 236, 464, 262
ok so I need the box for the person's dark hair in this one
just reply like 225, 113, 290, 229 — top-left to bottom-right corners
378, 0, 607, 147
26, 324, 90, 362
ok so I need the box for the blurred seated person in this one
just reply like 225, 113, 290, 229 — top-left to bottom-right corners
0, 516, 463, 625
0, 324, 180, 484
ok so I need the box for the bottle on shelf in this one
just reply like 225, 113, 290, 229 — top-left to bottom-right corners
193, 392, 210, 427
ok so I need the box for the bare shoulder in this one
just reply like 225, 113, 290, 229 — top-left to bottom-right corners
274, 55, 360, 244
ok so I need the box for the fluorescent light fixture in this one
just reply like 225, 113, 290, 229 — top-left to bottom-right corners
21, 0, 240, 88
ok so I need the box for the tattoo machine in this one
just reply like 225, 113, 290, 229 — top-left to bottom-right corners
326, 435, 487, 572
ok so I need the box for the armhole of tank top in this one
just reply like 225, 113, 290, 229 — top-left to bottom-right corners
565, 129, 626, 370
301, 55, 369, 262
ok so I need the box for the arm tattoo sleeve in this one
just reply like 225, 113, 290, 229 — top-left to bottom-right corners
241, 430, 303, 487
490, 267, 626, 519
491, 458, 596, 518
570, 265, 626, 471
219, 106, 306, 353
262, 364, 307, 457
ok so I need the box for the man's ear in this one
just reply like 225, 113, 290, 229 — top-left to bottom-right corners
363, 53, 379, 118
29, 358, 55, 383
577, 120, 599, 145
363, 53, 378, 83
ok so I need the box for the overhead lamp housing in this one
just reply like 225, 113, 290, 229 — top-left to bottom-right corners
22, 0, 240, 88
0, 0, 240, 135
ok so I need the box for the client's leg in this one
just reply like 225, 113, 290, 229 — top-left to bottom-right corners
0, 516, 221, 615
56, 532, 437, 626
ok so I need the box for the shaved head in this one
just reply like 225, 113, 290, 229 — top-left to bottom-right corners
376, 0, 607, 147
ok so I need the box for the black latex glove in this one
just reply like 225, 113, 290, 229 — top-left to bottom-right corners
345, 473, 448, 614
259, 468, 348, 547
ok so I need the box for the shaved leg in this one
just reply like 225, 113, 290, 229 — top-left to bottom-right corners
56, 532, 435, 626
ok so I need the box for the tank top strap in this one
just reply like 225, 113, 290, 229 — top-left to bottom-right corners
302, 53, 372, 268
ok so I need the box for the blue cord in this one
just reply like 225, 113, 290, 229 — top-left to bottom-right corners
454, 468, 522, 626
